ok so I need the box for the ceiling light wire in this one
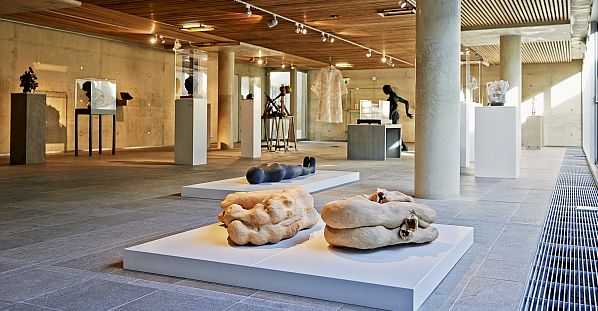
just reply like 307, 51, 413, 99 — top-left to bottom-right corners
232, 0, 413, 66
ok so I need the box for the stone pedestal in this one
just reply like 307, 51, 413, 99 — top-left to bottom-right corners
239, 99, 260, 158
175, 98, 207, 165
10, 93, 46, 164
523, 115, 543, 149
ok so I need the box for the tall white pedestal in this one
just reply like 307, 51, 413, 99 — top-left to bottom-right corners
460, 102, 481, 168
475, 106, 520, 178
239, 99, 260, 158
175, 98, 207, 165
523, 115, 543, 149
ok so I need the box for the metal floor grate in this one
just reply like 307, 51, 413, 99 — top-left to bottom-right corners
521, 148, 598, 311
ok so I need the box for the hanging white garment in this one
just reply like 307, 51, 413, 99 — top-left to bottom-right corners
311, 66, 347, 123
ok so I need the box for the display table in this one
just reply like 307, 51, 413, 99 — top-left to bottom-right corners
475, 106, 520, 178
74, 108, 116, 156
175, 98, 207, 165
347, 124, 401, 160
239, 99, 260, 158
10, 93, 46, 164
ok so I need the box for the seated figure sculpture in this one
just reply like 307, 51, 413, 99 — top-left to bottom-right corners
246, 156, 316, 184
218, 187, 319, 245
321, 188, 439, 249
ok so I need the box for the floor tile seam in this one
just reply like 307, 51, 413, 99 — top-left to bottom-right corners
14, 302, 64, 311
448, 199, 524, 310
0, 225, 199, 276
105, 289, 160, 311
19, 277, 94, 305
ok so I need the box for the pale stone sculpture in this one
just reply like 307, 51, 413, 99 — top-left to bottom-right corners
321, 189, 438, 249
218, 187, 319, 245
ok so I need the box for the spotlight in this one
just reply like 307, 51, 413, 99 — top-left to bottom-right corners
263, 58, 268, 65
399, 0, 407, 8
322, 33, 327, 42
281, 63, 286, 68
249, 57, 255, 63
173, 39, 182, 51
295, 23, 301, 34
267, 15, 278, 28
257, 58, 263, 65
160, 35, 165, 44
290, 63, 295, 70
301, 26, 307, 35
366, 49, 372, 58
392, 63, 396, 67
245, 4, 252, 17
381, 54, 387, 63
329, 36, 335, 43
150, 35, 157, 44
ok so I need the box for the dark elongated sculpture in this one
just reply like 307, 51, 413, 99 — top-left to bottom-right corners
246, 156, 316, 184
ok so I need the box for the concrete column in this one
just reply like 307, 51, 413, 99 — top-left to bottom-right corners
499, 35, 522, 106
217, 50, 235, 149
415, 0, 461, 199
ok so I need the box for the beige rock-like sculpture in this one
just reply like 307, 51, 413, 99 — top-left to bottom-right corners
321, 189, 438, 249
218, 187, 319, 245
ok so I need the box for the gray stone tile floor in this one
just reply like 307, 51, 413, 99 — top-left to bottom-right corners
0, 142, 565, 310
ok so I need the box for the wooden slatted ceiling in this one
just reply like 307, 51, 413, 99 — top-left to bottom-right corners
470, 41, 571, 64
462, 0, 569, 30
1, 0, 576, 68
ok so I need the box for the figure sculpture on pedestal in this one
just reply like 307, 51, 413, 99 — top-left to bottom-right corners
19, 67, 38, 93
382, 85, 413, 151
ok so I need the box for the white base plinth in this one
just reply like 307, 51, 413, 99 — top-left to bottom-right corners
124, 222, 473, 311
475, 106, 521, 178
175, 98, 207, 166
181, 170, 360, 199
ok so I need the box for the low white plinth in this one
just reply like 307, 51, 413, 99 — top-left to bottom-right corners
124, 222, 473, 311
175, 98, 207, 166
181, 170, 360, 199
475, 106, 521, 178
240, 99, 260, 158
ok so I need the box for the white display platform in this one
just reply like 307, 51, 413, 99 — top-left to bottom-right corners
475, 106, 521, 178
181, 170, 360, 199
124, 222, 473, 311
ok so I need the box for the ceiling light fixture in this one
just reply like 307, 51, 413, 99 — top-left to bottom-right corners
399, 0, 407, 8
290, 63, 295, 70
245, 4, 252, 17
232, 0, 413, 67
180, 23, 215, 32
150, 34, 157, 44
267, 15, 278, 28
173, 39, 182, 51
322, 33, 327, 42
335, 62, 353, 68
381, 54, 387, 63
281, 62, 286, 68
257, 58, 264, 65
366, 49, 372, 57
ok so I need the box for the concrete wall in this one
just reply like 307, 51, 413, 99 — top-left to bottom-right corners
474, 61, 582, 147
0, 20, 175, 154
307, 68, 416, 142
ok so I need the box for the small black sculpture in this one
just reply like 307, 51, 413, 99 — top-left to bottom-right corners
383, 84, 413, 151
184, 76, 194, 95
246, 156, 316, 184
19, 67, 38, 93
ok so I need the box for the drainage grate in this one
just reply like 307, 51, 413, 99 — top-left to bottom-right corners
521, 148, 598, 311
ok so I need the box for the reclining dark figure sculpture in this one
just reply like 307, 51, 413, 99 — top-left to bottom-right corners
246, 156, 316, 184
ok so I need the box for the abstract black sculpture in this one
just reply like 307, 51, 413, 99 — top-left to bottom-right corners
19, 67, 38, 93
246, 156, 316, 184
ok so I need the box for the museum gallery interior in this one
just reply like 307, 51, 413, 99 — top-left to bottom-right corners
2, 0, 598, 310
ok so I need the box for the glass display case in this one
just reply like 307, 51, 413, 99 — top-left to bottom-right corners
359, 99, 390, 123
175, 50, 208, 99
75, 78, 116, 114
